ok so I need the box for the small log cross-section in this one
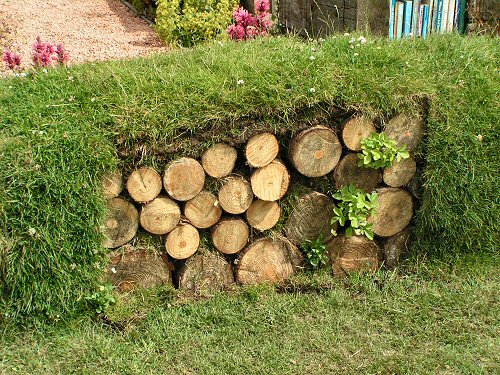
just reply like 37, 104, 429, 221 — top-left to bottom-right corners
289, 125, 342, 177
164, 158, 205, 201
165, 223, 200, 260
341, 117, 377, 151
108, 248, 172, 292
333, 153, 382, 192
326, 235, 381, 277
201, 143, 238, 178
245, 132, 280, 168
235, 237, 303, 285
250, 159, 290, 201
140, 196, 180, 235
368, 187, 413, 237
382, 227, 412, 269
184, 191, 222, 229
212, 218, 250, 255
126, 167, 162, 203
246, 200, 281, 231
384, 113, 424, 152
177, 252, 234, 292
383, 157, 417, 187
102, 170, 123, 199
218, 176, 253, 214
285, 192, 337, 245
103, 197, 139, 249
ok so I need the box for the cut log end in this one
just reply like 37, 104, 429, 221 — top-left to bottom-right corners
139, 196, 180, 235
289, 125, 342, 177
165, 223, 200, 260
178, 252, 234, 293
385, 113, 424, 152
126, 167, 162, 203
250, 159, 290, 201
102, 170, 123, 199
368, 188, 413, 237
383, 157, 417, 187
327, 235, 381, 276
341, 117, 377, 151
245, 132, 280, 168
333, 153, 382, 192
236, 237, 303, 285
184, 191, 222, 229
164, 158, 205, 201
382, 227, 412, 269
246, 200, 281, 231
103, 197, 139, 249
218, 176, 253, 214
201, 143, 238, 178
212, 218, 250, 255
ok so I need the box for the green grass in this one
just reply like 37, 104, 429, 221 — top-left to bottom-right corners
0, 34, 498, 318
1, 254, 498, 374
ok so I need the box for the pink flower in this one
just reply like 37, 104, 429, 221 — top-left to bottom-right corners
56, 44, 69, 65
255, 0, 270, 14
2, 49, 22, 70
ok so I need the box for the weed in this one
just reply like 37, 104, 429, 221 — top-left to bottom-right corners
358, 132, 410, 169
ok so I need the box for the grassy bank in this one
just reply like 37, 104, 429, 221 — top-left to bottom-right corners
0, 34, 498, 318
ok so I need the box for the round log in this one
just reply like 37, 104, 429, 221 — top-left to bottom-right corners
108, 247, 172, 292
177, 252, 234, 292
250, 159, 290, 201
245, 132, 280, 168
212, 218, 250, 255
126, 167, 162, 203
235, 237, 303, 285
333, 153, 382, 192
139, 196, 180, 235
326, 235, 381, 276
246, 200, 281, 231
341, 117, 377, 151
382, 227, 412, 269
184, 190, 223, 229
103, 197, 139, 249
285, 192, 337, 245
102, 170, 123, 199
384, 113, 424, 152
218, 176, 253, 214
383, 157, 417, 187
289, 125, 342, 177
164, 158, 205, 201
368, 187, 413, 237
201, 143, 238, 178
165, 223, 200, 260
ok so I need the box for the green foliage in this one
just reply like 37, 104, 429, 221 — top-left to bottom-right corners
300, 235, 328, 269
358, 132, 410, 169
331, 185, 378, 240
85, 284, 116, 314
155, 0, 237, 47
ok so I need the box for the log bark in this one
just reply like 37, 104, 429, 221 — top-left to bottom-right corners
201, 143, 238, 178
250, 159, 290, 201
103, 197, 139, 249
326, 235, 381, 276
246, 200, 281, 231
368, 187, 413, 237
212, 217, 250, 255
218, 176, 253, 214
245, 132, 280, 168
108, 247, 172, 292
177, 251, 234, 292
164, 158, 205, 201
165, 223, 200, 260
289, 125, 342, 177
235, 237, 303, 285
341, 117, 377, 151
102, 170, 123, 199
333, 153, 382, 192
285, 192, 337, 245
383, 157, 417, 187
139, 196, 180, 235
384, 113, 424, 152
126, 167, 162, 203
382, 227, 411, 269
184, 190, 222, 229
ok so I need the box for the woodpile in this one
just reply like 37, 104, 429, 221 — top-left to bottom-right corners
102, 112, 423, 292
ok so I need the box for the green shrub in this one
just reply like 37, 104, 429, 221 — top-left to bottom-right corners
358, 132, 410, 169
300, 235, 328, 269
156, 0, 238, 47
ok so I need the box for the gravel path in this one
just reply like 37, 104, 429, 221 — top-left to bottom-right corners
0, 0, 167, 70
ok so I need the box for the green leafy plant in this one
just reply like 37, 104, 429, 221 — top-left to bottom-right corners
331, 185, 378, 240
300, 235, 328, 269
358, 132, 410, 169
85, 284, 116, 314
